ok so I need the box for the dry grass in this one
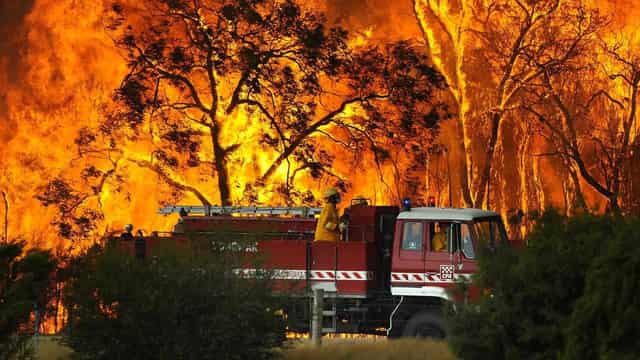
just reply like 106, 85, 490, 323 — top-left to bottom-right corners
282, 338, 455, 360
31, 336, 73, 360
32, 335, 455, 360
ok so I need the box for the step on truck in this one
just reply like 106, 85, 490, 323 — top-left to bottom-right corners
133, 202, 508, 338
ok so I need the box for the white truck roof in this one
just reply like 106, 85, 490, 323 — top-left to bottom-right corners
397, 207, 499, 222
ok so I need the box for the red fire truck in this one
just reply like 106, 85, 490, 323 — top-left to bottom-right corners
141, 202, 508, 338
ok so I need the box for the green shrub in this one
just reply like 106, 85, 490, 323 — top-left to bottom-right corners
448, 211, 640, 359
0, 241, 57, 360
562, 218, 640, 360
62, 239, 286, 360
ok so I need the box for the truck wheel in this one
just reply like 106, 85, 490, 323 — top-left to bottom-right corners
402, 311, 446, 339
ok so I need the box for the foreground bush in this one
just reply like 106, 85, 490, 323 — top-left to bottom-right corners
0, 241, 57, 360
562, 219, 640, 360
448, 211, 640, 359
62, 240, 285, 360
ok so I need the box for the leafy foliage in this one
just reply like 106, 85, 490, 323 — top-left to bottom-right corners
36, 178, 105, 241
0, 242, 57, 360
80, 0, 448, 206
62, 239, 285, 360
562, 217, 640, 360
448, 211, 640, 359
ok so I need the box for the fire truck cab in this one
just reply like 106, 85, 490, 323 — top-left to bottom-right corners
387, 207, 507, 337
391, 207, 506, 300
143, 203, 508, 338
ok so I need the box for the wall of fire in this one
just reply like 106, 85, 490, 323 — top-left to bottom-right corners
1, 0, 639, 250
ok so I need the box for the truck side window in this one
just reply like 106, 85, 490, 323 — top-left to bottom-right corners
473, 217, 505, 251
401, 222, 423, 251
461, 223, 475, 259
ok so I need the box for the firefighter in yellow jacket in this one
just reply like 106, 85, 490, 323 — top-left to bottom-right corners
314, 188, 341, 242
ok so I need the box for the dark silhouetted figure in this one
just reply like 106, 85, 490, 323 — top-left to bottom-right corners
121, 224, 134, 241
135, 229, 146, 260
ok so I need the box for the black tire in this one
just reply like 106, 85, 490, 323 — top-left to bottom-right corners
402, 311, 446, 339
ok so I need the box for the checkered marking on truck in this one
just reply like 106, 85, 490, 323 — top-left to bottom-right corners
236, 269, 374, 281
391, 271, 471, 283
440, 264, 455, 281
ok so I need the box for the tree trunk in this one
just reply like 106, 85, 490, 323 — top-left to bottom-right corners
607, 195, 620, 215
517, 129, 531, 239
455, 118, 474, 208
210, 125, 231, 206
474, 112, 502, 208
611, 79, 638, 213
1, 191, 8, 243
569, 166, 586, 213
532, 153, 545, 217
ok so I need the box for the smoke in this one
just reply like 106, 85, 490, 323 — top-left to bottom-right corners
0, 1, 35, 83
0, 1, 35, 144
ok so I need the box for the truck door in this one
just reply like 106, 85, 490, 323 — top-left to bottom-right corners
425, 221, 456, 286
391, 221, 428, 287
452, 222, 477, 276
448, 222, 480, 300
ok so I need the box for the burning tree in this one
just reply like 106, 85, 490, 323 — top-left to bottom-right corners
66, 0, 447, 208
524, 30, 640, 213
414, 0, 602, 209
414, 0, 640, 216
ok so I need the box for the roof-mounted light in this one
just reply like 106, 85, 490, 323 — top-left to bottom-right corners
402, 198, 411, 211
428, 196, 436, 207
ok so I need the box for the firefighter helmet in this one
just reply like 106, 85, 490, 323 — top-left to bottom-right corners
323, 187, 339, 199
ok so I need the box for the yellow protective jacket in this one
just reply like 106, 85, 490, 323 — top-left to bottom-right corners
431, 232, 447, 252
314, 203, 340, 242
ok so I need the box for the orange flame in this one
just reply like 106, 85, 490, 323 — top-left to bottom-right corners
0, 0, 639, 253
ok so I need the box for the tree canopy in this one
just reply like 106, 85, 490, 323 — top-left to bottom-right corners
65, 0, 446, 207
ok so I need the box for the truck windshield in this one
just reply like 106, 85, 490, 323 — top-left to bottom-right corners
473, 217, 506, 251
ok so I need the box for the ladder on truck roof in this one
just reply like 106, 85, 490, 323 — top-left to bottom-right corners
158, 205, 322, 217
